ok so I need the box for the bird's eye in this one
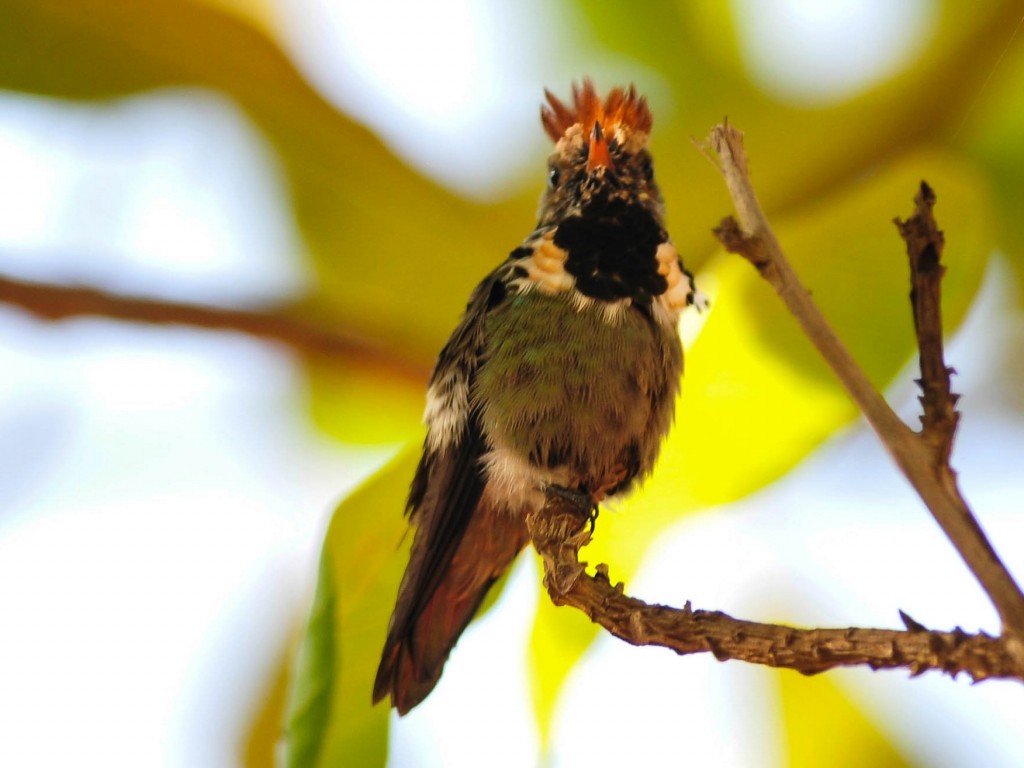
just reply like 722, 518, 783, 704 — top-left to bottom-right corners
641, 156, 654, 182
548, 166, 560, 188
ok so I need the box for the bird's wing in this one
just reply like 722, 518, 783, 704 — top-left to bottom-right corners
374, 262, 522, 712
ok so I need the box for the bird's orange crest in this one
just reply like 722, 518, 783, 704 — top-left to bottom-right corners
541, 79, 653, 142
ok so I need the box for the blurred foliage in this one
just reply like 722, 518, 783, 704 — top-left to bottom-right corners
243, 637, 294, 768
777, 671, 908, 767
284, 450, 416, 767
3, 0, 1023, 765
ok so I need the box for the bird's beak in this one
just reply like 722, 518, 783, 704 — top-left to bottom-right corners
587, 121, 614, 172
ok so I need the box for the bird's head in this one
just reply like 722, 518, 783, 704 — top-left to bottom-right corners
537, 80, 663, 228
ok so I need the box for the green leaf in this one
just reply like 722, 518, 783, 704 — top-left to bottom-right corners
960, 33, 1024, 272
284, 442, 531, 763
284, 549, 339, 768
283, 449, 416, 767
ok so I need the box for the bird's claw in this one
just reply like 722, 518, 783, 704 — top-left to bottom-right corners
547, 485, 600, 534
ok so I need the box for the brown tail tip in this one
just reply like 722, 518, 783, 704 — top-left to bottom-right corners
372, 641, 443, 716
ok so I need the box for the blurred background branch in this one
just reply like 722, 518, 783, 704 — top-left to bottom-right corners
0, 271, 430, 384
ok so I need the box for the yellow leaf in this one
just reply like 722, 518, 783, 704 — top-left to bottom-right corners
778, 671, 908, 767
305, 361, 426, 446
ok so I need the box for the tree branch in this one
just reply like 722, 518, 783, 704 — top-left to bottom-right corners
895, 183, 959, 464
527, 494, 1024, 683
702, 122, 1024, 643
528, 122, 1024, 685
0, 273, 429, 385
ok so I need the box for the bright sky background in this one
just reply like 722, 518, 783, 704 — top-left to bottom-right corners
1, 0, 1022, 766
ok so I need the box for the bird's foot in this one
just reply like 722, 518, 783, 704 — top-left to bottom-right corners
546, 485, 600, 534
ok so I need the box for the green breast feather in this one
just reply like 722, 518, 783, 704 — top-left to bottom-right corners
474, 290, 682, 491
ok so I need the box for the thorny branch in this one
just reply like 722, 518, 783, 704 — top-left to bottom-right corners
702, 122, 1024, 644
527, 495, 1024, 683
895, 184, 960, 465
524, 120, 1024, 684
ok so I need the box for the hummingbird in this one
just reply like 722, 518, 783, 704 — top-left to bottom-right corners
373, 81, 702, 714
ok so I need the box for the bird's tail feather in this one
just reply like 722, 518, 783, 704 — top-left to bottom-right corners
373, 502, 527, 715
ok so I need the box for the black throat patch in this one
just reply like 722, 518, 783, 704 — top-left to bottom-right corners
553, 198, 668, 303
